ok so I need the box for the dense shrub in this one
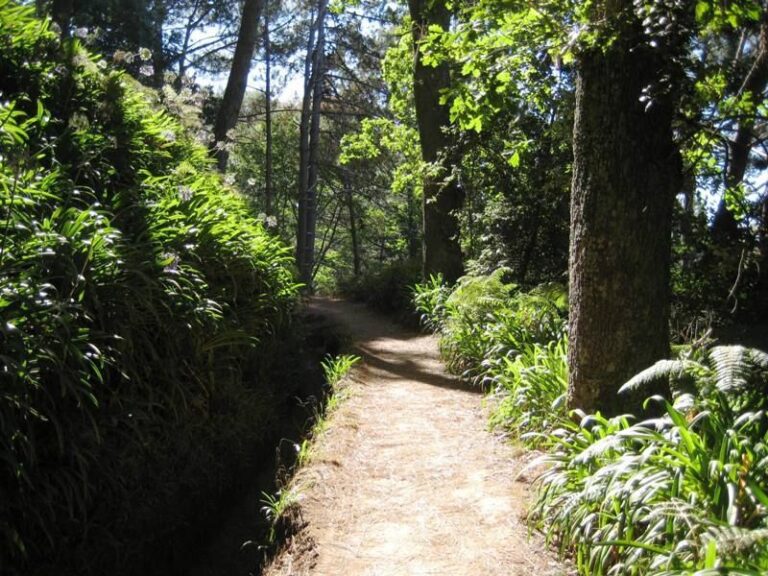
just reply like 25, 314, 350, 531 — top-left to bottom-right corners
531, 346, 768, 575
339, 258, 421, 324
414, 271, 568, 441
0, 4, 298, 573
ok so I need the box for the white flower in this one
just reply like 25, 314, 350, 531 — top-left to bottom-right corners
74, 27, 89, 39
266, 215, 277, 228
177, 186, 193, 201
139, 64, 154, 77
247, 178, 257, 187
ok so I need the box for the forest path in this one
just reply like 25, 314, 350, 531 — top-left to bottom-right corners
264, 298, 565, 576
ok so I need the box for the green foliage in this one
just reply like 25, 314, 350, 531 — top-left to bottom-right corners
531, 345, 768, 575
489, 336, 568, 438
431, 271, 567, 382
411, 273, 451, 332
414, 272, 568, 441
339, 259, 422, 322
0, 3, 298, 573
321, 353, 361, 387
260, 487, 301, 546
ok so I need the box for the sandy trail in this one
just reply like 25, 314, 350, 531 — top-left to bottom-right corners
264, 298, 565, 576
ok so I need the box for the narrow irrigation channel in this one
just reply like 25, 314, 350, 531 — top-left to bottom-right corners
171, 307, 347, 576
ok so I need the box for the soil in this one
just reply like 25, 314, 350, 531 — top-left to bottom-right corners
263, 298, 568, 576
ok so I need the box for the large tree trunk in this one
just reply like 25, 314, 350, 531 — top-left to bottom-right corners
407, 0, 464, 283
712, 11, 768, 244
212, 0, 265, 171
567, 1, 682, 414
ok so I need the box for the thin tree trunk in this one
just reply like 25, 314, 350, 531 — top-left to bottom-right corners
212, 0, 265, 171
302, 0, 327, 287
298, 0, 328, 290
712, 10, 768, 244
344, 174, 361, 276
176, 0, 205, 89
296, 8, 317, 275
567, 0, 682, 414
150, 0, 166, 88
407, 0, 464, 283
264, 6, 273, 217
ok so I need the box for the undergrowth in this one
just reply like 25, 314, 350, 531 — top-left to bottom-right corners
260, 353, 360, 551
414, 270, 568, 443
414, 272, 768, 574
0, 4, 298, 574
531, 346, 768, 575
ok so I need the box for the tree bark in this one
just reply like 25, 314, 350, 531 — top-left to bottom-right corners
150, 0, 166, 88
300, 0, 327, 288
567, 1, 681, 414
212, 0, 265, 171
407, 0, 464, 283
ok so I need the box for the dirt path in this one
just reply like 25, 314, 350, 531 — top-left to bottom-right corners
265, 298, 565, 576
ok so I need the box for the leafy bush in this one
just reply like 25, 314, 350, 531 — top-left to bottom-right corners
338, 258, 421, 324
419, 270, 566, 383
413, 271, 568, 441
531, 345, 768, 575
412, 273, 451, 332
489, 336, 568, 438
0, 4, 298, 573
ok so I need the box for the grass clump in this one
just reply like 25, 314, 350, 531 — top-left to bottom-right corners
0, 3, 298, 574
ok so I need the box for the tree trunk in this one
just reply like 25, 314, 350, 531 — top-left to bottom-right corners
407, 0, 464, 283
296, 7, 316, 277
567, 1, 681, 414
264, 6, 273, 217
297, 0, 327, 290
150, 0, 166, 88
712, 10, 768, 244
301, 0, 327, 288
344, 174, 361, 276
212, 0, 265, 171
